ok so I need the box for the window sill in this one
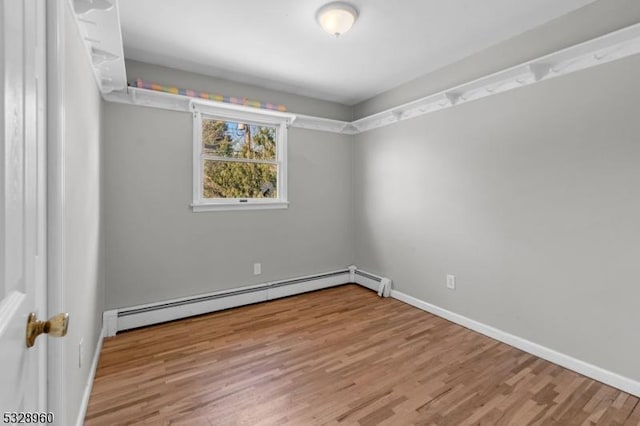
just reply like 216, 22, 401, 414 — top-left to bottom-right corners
191, 201, 289, 212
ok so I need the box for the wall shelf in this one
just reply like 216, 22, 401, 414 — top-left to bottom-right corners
103, 22, 640, 135
351, 22, 640, 134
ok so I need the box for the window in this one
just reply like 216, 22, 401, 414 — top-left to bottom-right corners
191, 101, 294, 211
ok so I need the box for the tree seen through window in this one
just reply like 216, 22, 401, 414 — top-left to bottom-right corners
201, 119, 278, 199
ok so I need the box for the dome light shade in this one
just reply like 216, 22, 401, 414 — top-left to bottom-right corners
316, 2, 358, 37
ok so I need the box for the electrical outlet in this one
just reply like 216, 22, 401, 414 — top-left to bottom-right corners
78, 339, 84, 368
253, 263, 261, 275
446, 274, 456, 290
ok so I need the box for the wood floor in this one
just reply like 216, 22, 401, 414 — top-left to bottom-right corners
85, 285, 639, 425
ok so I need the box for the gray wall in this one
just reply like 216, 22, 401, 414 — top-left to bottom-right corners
353, 0, 640, 119
104, 101, 353, 309
352, 54, 640, 381
62, 4, 105, 423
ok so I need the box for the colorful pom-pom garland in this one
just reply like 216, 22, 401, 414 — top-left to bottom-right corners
129, 79, 287, 112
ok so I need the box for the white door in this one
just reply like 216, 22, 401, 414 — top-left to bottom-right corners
0, 0, 49, 420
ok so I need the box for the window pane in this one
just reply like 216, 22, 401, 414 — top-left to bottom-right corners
202, 119, 277, 161
203, 160, 278, 199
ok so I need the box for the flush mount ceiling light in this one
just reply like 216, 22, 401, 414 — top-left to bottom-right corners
316, 2, 358, 37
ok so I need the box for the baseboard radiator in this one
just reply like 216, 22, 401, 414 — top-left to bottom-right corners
103, 266, 392, 336
350, 266, 392, 297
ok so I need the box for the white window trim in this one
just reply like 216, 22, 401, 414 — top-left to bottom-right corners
191, 100, 296, 212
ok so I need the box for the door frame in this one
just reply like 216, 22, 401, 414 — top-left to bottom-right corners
46, 1, 67, 424
33, 0, 48, 415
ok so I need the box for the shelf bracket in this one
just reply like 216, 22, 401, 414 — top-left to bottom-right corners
528, 63, 552, 81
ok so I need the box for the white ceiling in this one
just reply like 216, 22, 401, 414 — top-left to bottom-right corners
119, 0, 595, 105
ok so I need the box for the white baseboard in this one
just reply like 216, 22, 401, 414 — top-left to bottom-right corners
75, 325, 105, 426
391, 289, 640, 398
104, 269, 352, 336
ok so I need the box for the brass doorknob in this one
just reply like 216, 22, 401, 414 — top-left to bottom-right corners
26, 312, 69, 348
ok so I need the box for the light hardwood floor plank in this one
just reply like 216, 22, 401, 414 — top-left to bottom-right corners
85, 285, 639, 425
